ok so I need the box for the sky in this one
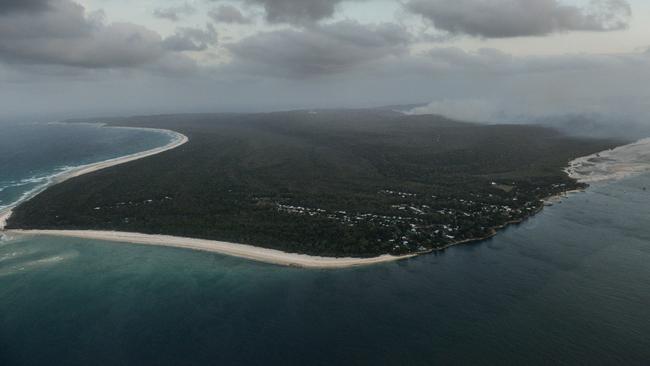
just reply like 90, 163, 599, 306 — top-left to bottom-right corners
1, 0, 649, 123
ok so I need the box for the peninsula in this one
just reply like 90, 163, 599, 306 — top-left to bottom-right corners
4, 109, 623, 266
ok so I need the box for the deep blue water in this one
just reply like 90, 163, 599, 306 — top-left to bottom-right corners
1, 125, 649, 365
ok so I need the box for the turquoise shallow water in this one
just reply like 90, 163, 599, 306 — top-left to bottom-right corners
1, 124, 649, 365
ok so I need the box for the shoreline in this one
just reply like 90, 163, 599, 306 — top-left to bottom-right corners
1, 195, 563, 269
565, 137, 650, 183
5, 230, 416, 268
1, 123, 416, 268
0, 126, 189, 231
3, 129, 644, 269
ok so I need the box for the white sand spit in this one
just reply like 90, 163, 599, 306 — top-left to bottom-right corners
8, 230, 415, 268
53, 128, 188, 183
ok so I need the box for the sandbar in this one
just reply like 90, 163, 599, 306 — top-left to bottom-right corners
7, 230, 415, 268
566, 137, 650, 183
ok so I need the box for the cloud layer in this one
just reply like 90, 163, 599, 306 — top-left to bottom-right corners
163, 25, 218, 52
0, 0, 201, 69
0, 0, 648, 129
0, 0, 51, 14
153, 3, 196, 22
208, 5, 252, 24
406, 0, 631, 38
227, 20, 411, 77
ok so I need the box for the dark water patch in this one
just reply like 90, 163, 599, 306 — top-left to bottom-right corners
0, 131, 649, 364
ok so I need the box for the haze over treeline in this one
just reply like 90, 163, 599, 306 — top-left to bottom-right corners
1, 0, 649, 134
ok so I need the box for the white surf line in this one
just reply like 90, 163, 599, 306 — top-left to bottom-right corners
0, 127, 188, 231
0, 210, 11, 231
565, 137, 650, 183
7, 230, 416, 269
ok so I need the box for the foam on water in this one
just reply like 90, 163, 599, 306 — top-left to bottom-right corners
0, 250, 78, 277
0, 169, 71, 210
0, 232, 78, 276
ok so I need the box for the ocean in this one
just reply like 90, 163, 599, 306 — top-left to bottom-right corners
0, 122, 172, 215
1, 123, 649, 365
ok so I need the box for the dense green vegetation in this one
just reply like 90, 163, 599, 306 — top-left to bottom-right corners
8, 109, 620, 256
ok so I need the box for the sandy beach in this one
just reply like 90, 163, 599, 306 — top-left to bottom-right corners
7, 230, 415, 268
566, 138, 650, 183
51, 127, 189, 184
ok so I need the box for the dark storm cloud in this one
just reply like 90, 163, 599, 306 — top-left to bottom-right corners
227, 20, 411, 77
208, 4, 252, 24
0, 0, 200, 69
153, 3, 196, 21
406, 0, 632, 38
243, 0, 344, 24
0, 0, 51, 14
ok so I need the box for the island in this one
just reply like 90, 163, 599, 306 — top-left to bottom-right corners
4, 109, 622, 265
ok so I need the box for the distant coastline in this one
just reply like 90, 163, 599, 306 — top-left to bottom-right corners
411, 138, 650, 258
4, 125, 645, 269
